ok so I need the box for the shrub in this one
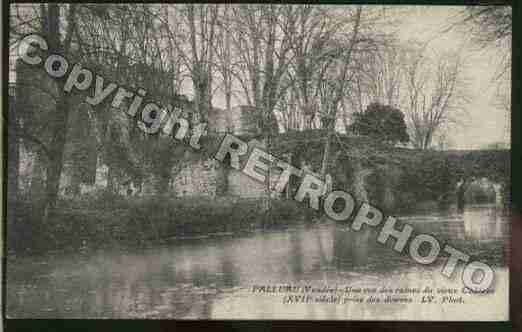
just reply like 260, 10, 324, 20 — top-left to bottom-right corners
10, 195, 307, 255
351, 102, 409, 145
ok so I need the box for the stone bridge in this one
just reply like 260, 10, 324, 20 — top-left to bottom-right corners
444, 149, 510, 209
268, 129, 510, 212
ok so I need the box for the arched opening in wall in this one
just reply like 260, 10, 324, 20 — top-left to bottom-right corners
456, 177, 504, 210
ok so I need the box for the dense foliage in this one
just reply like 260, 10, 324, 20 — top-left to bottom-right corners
351, 103, 409, 145
398, 152, 458, 204
9, 194, 307, 255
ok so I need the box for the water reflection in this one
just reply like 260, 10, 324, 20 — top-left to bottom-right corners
6, 204, 509, 319
462, 205, 509, 241
401, 204, 509, 243
333, 227, 372, 268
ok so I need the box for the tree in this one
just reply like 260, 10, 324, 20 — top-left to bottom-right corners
176, 4, 218, 123
346, 41, 404, 113
449, 5, 511, 118
451, 6, 511, 81
317, 6, 387, 177
11, 4, 194, 200
351, 102, 409, 145
10, 4, 78, 219
403, 46, 469, 150
285, 5, 340, 130
229, 5, 297, 135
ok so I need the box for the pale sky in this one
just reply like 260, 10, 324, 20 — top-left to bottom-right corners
395, 6, 511, 149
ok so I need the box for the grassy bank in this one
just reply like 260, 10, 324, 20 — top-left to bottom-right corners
8, 193, 308, 255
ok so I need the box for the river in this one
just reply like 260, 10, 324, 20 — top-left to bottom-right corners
6, 204, 510, 320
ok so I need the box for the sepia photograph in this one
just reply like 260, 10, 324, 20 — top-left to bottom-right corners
4, 3, 511, 321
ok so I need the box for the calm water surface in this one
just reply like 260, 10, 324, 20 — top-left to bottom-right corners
6, 204, 510, 319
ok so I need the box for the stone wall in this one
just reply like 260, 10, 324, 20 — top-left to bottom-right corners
172, 158, 221, 198
168, 105, 274, 200
16, 57, 271, 201
227, 138, 271, 199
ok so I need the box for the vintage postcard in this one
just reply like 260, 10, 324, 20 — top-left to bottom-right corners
5, 3, 511, 320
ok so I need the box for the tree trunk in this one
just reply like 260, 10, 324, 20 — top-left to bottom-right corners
320, 128, 333, 178
70, 164, 82, 197
29, 152, 47, 200
380, 168, 395, 211
225, 91, 232, 131
7, 90, 19, 240
44, 96, 70, 220
107, 164, 117, 193
350, 157, 369, 203
153, 172, 170, 195
501, 182, 510, 213
457, 180, 467, 211
382, 185, 395, 211
320, 103, 338, 179
42, 3, 74, 221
